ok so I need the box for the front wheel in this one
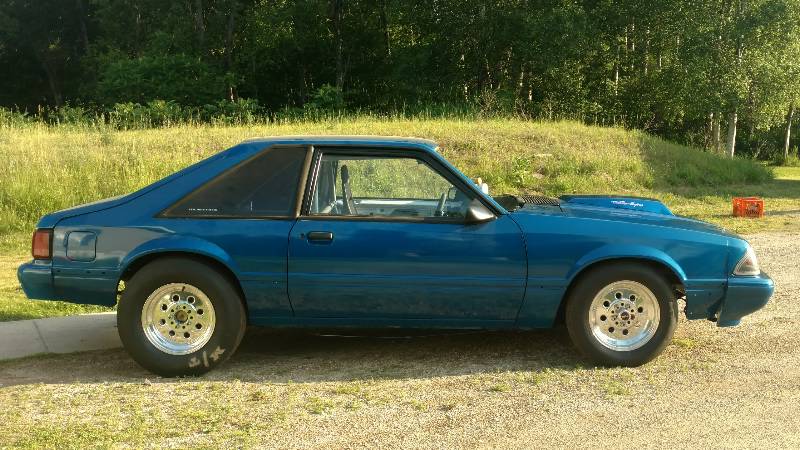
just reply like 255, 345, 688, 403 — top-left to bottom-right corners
565, 263, 678, 366
118, 258, 246, 377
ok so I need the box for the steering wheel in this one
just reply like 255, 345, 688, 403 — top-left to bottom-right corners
434, 192, 447, 217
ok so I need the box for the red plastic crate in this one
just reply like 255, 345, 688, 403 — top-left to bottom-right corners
732, 197, 764, 218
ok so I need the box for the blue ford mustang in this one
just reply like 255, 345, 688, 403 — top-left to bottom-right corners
18, 136, 774, 376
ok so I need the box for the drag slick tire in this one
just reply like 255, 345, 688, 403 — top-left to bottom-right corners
565, 263, 679, 367
118, 257, 246, 377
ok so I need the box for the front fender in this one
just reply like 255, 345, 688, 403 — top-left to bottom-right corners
568, 244, 688, 285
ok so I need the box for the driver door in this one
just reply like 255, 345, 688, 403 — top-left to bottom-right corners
287, 148, 527, 322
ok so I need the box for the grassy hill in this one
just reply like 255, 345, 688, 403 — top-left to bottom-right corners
0, 118, 792, 239
0, 118, 798, 320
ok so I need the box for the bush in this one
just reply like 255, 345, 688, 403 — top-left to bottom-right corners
0, 107, 30, 127
107, 98, 263, 128
96, 54, 226, 106
474, 88, 517, 117
201, 98, 262, 125
51, 104, 96, 125
778, 148, 800, 167
305, 84, 345, 112
108, 101, 187, 128
143, 100, 187, 126
108, 102, 148, 129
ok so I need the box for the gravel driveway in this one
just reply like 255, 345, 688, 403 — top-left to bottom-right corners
0, 232, 798, 448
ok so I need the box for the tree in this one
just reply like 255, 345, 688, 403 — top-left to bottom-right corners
0, 0, 798, 161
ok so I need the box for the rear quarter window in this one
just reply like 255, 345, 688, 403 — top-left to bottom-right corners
163, 146, 306, 218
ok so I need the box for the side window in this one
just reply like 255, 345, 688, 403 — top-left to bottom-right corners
164, 147, 306, 217
309, 153, 473, 219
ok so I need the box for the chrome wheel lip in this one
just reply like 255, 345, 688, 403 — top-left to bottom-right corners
588, 280, 660, 352
141, 283, 216, 355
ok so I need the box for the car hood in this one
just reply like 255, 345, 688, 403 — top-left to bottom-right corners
510, 194, 734, 237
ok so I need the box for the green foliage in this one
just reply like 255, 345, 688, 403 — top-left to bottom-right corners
0, 107, 30, 127
782, 154, 800, 167
779, 148, 800, 167
51, 104, 96, 125
305, 85, 345, 113
96, 54, 225, 106
106, 99, 263, 129
108, 101, 187, 128
1, 0, 798, 158
201, 99, 262, 125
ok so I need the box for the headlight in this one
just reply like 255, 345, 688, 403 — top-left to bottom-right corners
733, 246, 760, 276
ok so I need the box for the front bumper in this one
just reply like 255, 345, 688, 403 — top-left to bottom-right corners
716, 272, 774, 327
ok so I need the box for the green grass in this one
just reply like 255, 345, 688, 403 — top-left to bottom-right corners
672, 338, 699, 349
488, 382, 512, 392
774, 166, 800, 180
0, 118, 797, 321
0, 119, 778, 235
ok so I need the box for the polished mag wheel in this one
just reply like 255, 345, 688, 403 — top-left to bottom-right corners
119, 257, 246, 376
141, 283, 216, 355
588, 280, 660, 351
565, 263, 678, 367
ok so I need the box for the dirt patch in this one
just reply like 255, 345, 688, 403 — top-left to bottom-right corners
1, 232, 799, 448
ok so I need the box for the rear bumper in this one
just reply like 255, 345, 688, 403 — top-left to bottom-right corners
17, 261, 60, 300
716, 272, 774, 327
18, 260, 119, 306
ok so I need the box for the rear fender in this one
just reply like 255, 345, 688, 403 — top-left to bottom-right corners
120, 235, 240, 280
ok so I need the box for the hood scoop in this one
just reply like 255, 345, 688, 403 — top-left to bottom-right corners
494, 194, 560, 211
497, 193, 673, 216
519, 195, 560, 206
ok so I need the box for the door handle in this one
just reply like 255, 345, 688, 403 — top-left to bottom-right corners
306, 231, 334, 242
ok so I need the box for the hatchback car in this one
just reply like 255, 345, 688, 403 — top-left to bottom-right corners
18, 136, 774, 376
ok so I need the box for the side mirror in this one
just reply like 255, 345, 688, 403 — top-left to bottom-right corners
465, 199, 496, 224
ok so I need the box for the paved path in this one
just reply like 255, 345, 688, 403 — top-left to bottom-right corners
0, 312, 121, 360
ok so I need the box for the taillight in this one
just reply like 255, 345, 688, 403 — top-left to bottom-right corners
32, 229, 53, 259
733, 246, 760, 276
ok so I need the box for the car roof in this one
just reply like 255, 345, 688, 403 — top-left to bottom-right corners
242, 135, 439, 150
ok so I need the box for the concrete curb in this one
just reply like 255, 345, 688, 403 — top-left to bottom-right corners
0, 312, 121, 360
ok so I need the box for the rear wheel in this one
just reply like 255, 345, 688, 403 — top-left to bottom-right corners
565, 263, 678, 366
118, 258, 246, 376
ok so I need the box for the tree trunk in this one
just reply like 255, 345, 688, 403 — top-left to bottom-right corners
629, 22, 635, 71
225, 3, 237, 101
643, 27, 650, 75
76, 0, 90, 54
712, 112, 721, 152
225, 3, 236, 70
329, 0, 344, 90
192, 0, 206, 52
707, 112, 714, 149
516, 63, 526, 103
134, 4, 142, 55
39, 55, 63, 107
614, 39, 620, 96
786, 103, 795, 160
726, 110, 738, 158
379, 0, 390, 58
